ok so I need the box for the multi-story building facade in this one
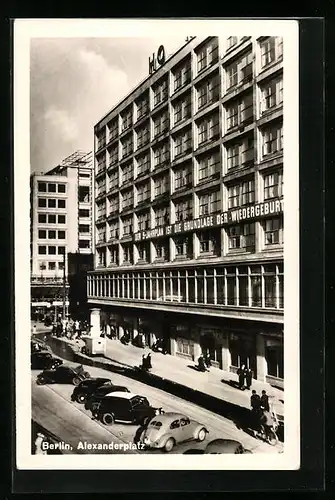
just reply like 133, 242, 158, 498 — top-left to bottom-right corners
30, 150, 93, 318
87, 36, 284, 388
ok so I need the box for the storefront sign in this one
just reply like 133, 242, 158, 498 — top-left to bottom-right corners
134, 199, 283, 242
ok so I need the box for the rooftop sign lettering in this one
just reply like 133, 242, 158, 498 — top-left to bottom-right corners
149, 45, 166, 75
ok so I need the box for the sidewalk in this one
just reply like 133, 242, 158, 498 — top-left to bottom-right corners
52, 334, 284, 420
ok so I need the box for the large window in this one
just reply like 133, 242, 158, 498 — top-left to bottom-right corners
153, 142, 169, 168
197, 112, 220, 146
58, 199, 66, 208
109, 196, 119, 214
260, 77, 283, 114
174, 164, 192, 190
137, 211, 150, 231
38, 182, 47, 193
174, 129, 192, 158
264, 217, 283, 245
174, 95, 191, 125
155, 239, 169, 260
174, 236, 192, 257
121, 107, 133, 132
136, 182, 150, 204
136, 123, 150, 149
108, 118, 118, 142
121, 188, 133, 210
48, 199, 56, 208
121, 135, 133, 158
199, 229, 221, 255
227, 136, 254, 170
199, 190, 221, 215
155, 206, 169, 226
154, 110, 169, 138
260, 37, 283, 69
228, 179, 255, 208
227, 223, 255, 251
173, 60, 191, 91
262, 123, 283, 157
198, 151, 221, 181
108, 169, 119, 190
38, 214, 47, 224
175, 199, 192, 222
38, 230, 46, 239
78, 186, 90, 203
154, 174, 169, 198
122, 243, 133, 264
226, 51, 253, 89
197, 38, 219, 73
264, 171, 283, 200
226, 93, 253, 130
108, 221, 119, 239
136, 94, 149, 120
197, 74, 220, 110
109, 146, 119, 166
38, 198, 47, 208
122, 216, 133, 236
48, 183, 56, 193
136, 152, 150, 177
153, 78, 168, 107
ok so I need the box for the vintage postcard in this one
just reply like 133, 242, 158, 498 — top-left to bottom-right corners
14, 18, 299, 470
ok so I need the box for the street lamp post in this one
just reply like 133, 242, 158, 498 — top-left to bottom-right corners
62, 251, 66, 321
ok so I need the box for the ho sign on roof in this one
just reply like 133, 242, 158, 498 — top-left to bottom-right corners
148, 45, 166, 75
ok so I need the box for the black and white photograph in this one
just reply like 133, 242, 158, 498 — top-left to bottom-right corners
14, 19, 300, 470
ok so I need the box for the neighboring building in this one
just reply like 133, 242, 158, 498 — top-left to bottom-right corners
67, 252, 94, 321
87, 36, 284, 388
30, 150, 93, 319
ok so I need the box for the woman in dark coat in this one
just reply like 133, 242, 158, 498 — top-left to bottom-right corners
245, 367, 253, 389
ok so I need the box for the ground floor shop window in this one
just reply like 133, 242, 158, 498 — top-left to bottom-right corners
176, 337, 194, 357
265, 340, 283, 379
200, 330, 222, 365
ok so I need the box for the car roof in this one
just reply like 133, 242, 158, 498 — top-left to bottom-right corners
103, 392, 142, 399
150, 412, 188, 423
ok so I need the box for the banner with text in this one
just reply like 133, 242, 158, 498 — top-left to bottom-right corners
133, 199, 283, 242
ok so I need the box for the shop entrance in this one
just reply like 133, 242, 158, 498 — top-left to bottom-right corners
200, 331, 222, 367
229, 332, 257, 376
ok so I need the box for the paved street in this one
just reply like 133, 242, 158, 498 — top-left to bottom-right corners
32, 346, 284, 455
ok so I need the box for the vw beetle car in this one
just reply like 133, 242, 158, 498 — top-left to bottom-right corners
84, 383, 131, 410
36, 364, 91, 386
203, 439, 252, 454
141, 412, 209, 452
91, 392, 163, 426
31, 351, 63, 370
71, 378, 127, 404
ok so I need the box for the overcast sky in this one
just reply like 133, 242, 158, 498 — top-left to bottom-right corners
30, 36, 187, 173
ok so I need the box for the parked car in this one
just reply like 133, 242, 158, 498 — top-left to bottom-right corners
31, 351, 63, 370
141, 412, 209, 453
31, 339, 52, 354
36, 364, 91, 386
91, 392, 163, 426
203, 439, 252, 454
71, 377, 113, 404
84, 384, 131, 410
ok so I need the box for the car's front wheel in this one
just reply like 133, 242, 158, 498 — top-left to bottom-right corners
76, 392, 87, 404
72, 377, 81, 386
36, 378, 46, 385
197, 428, 207, 442
102, 412, 115, 425
164, 438, 175, 453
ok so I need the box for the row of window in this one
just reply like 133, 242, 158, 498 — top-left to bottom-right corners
37, 231, 66, 242
99, 82, 282, 166
38, 198, 66, 209
88, 263, 284, 310
38, 245, 66, 255
37, 182, 66, 194
37, 215, 66, 225
97, 120, 283, 189
96, 169, 283, 223
96, 217, 283, 265
38, 261, 65, 271
96, 37, 283, 149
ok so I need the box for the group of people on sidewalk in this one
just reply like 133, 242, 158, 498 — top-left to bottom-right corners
250, 389, 278, 438
237, 364, 253, 390
50, 317, 89, 340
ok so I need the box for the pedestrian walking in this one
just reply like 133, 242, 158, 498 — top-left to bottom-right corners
245, 367, 253, 389
205, 352, 212, 369
32, 324, 37, 335
250, 390, 261, 411
34, 433, 47, 455
260, 390, 270, 412
237, 364, 246, 390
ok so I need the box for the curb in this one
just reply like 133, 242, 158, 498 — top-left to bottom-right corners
37, 333, 284, 439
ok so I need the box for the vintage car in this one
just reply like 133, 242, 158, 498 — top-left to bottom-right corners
31, 351, 63, 370
71, 378, 116, 404
203, 439, 253, 454
141, 412, 209, 452
91, 392, 163, 426
36, 364, 91, 386
31, 339, 52, 354
84, 383, 131, 410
